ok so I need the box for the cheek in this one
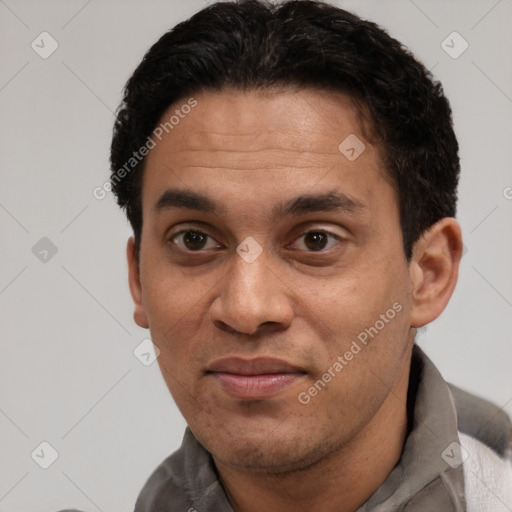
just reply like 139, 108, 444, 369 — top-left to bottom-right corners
298, 255, 411, 376
140, 266, 213, 378
141, 251, 206, 331
296, 294, 410, 436
304, 263, 406, 330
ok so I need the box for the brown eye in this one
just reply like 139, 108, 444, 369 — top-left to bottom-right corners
304, 232, 329, 251
170, 230, 219, 251
290, 230, 341, 252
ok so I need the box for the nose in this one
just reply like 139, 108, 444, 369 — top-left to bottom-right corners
209, 249, 294, 336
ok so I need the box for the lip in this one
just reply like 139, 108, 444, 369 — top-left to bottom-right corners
207, 357, 306, 399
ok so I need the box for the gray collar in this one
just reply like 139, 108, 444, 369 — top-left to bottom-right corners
357, 344, 466, 511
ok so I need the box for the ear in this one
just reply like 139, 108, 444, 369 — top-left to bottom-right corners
127, 237, 150, 329
409, 218, 463, 328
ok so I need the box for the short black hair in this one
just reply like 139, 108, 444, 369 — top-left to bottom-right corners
110, 0, 459, 260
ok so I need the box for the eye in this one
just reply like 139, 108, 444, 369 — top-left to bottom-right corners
290, 230, 341, 252
169, 229, 220, 252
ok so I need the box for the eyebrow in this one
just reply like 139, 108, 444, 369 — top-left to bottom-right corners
152, 188, 366, 219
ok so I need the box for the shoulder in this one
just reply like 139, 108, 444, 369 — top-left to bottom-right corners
448, 384, 512, 511
448, 383, 512, 459
459, 432, 512, 511
133, 428, 229, 512
133, 432, 200, 511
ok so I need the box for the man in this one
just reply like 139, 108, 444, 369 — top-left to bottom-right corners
63, 0, 512, 510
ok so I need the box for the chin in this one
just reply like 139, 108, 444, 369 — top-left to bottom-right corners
195, 419, 336, 474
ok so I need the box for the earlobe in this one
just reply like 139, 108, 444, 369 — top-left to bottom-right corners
127, 237, 150, 329
409, 218, 462, 328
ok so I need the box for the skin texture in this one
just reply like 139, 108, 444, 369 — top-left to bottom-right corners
127, 88, 462, 512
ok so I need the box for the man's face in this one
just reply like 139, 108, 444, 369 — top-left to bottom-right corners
132, 88, 416, 473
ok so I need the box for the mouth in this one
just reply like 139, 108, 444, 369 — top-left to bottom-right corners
206, 357, 307, 400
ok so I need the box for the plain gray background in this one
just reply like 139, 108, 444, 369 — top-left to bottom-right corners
1, 0, 511, 511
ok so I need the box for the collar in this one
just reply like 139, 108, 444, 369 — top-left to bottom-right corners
356, 344, 466, 511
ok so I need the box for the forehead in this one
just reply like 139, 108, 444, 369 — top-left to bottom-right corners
149, 87, 373, 158
141, 88, 394, 219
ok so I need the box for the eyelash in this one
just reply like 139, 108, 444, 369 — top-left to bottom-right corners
168, 228, 343, 253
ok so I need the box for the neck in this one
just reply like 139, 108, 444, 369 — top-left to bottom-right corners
215, 343, 414, 512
